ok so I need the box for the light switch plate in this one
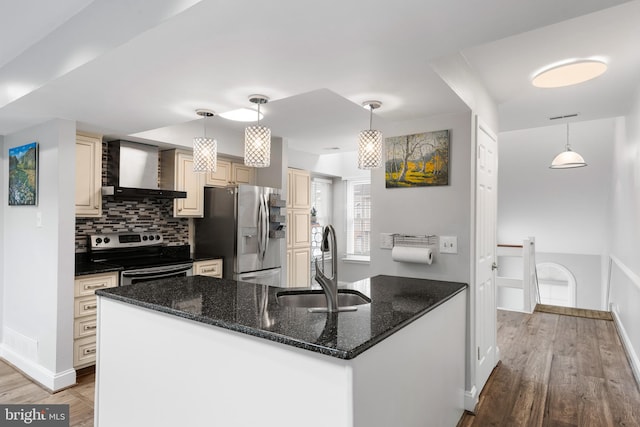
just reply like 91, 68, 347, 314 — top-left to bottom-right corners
439, 236, 457, 254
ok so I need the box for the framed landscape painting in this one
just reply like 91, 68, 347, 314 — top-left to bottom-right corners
8, 142, 38, 206
385, 130, 450, 188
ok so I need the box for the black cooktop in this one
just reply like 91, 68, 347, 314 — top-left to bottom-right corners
89, 244, 192, 270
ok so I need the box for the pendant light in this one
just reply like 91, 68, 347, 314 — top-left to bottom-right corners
358, 101, 383, 169
193, 109, 217, 173
550, 123, 587, 169
244, 95, 271, 168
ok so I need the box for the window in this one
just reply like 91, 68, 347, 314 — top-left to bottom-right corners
346, 179, 371, 259
311, 177, 334, 281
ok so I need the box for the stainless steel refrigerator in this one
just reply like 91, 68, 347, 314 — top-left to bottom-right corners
195, 184, 285, 286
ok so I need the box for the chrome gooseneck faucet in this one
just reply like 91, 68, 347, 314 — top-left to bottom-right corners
315, 225, 339, 312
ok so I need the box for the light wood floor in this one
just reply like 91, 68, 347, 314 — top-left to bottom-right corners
460, 309, 640, 427
0, 362, 94, 427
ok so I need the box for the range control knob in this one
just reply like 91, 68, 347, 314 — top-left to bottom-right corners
149, 235, 154, 241
142, 235, 148, 241
156, 234, 161, 241
95, 238, 102, 244
103, 237, 111, 244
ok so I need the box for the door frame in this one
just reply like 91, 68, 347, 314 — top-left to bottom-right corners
466, 116, 499, 411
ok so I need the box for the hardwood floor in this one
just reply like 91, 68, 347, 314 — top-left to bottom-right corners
460, 309, 640, 427
1, 309, 638, 427
0, 361, 94, 427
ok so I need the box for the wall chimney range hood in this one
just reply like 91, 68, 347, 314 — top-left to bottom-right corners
102, 140, 187, 199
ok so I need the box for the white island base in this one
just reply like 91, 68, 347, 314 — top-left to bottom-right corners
95, 291, 466, 427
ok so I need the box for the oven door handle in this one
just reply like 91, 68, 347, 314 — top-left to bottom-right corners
121, 264, 193, 278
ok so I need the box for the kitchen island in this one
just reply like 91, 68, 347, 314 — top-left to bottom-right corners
94, 275, 467, 427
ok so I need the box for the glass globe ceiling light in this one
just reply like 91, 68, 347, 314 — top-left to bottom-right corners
193, 109, 217, 173
550, 123, 587, 169
532, 59, 607, 88
244, 95, 271, 168
358, 100, 383, 169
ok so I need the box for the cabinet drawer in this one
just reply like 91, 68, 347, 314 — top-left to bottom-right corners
75, 295, 98, 317
194, 259, 223, 278
74, 272, 118, 298
74, 336, 97, 368
74, 315, 97, 339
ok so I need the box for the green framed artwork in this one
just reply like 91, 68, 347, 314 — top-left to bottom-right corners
385, 130, 449, 188
8, 142, 38, 206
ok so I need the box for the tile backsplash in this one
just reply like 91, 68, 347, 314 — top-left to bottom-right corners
75, 198, 189, 251
75, 141, 189, 252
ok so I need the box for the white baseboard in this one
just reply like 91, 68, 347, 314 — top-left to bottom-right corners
610, 305, 640, 387
464, 385, 478, 412
0, 344, 76, 392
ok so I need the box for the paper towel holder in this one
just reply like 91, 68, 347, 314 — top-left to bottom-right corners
392, 234, 437, 248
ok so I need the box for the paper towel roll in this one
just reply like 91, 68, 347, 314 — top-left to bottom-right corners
391, 246, 433, 264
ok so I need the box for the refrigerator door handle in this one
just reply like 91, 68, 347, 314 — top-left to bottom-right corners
257, 194, 268, 262
262, 194, 269, 261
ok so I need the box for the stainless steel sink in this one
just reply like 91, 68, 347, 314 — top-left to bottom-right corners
276, 289, 371, 309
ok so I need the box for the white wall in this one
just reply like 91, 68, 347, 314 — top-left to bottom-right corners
370, 112, 473, 284
497, 119, 614, 310
0, 135, 4, 344
608, 85, 640, 381
288, 149, 367, 180
1, 119, 76, 391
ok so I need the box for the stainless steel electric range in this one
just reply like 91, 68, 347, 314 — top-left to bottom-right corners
88, 232, 193, 286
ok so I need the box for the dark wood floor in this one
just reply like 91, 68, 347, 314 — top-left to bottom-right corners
460, 309, 640, 427
0, 361, 94, 426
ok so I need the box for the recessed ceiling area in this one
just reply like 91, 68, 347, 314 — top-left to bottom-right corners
0, 0, 638, 149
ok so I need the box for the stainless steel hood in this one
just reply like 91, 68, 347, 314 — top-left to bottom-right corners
103, 140, 186, 199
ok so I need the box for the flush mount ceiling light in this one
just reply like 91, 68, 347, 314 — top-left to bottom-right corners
550, 123, 587, 169
244, 95, 271, 168
532, 59, 607, 88
219, 107, 264, 122
193, 109, 217, 173
358, 100, 383, 169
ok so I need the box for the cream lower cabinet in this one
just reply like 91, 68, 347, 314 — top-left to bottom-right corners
74, 272, 118, 368
161, 149, 204, 217
193, 259, 223, 278
75, 133, 102, 218
289, 248, 311, 287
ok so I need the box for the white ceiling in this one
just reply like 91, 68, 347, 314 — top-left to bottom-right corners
0, 0, 638, 154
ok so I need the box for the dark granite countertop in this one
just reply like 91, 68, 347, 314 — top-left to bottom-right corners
75, 255, 123, 276
191, 252, 224, 262
96, 275, 467, 359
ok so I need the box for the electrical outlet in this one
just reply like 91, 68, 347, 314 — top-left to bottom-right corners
439, 236, 457, 254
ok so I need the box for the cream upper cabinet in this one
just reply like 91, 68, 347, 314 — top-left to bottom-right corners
231, 163, 254, 185
204, 159, 254, 187
204, 159, 231, 187
161, 149, 204, 217
75, 133, 102, 218
286, 169, 293, 209
290, 169, 311, 209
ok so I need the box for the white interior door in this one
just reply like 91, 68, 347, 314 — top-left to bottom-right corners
475, 118, 498, 393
